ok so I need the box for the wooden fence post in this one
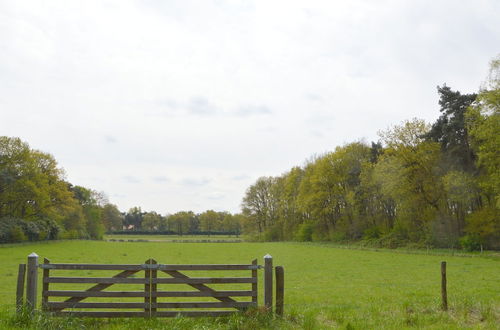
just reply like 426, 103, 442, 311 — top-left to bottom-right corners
26, 253, 39, 312
275, 266, 284, 316
16, 264, 26, 314
264, 254, 273, 311
441, 261, 447, 311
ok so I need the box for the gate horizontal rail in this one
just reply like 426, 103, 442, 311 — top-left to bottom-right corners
44, 277, 257, 284
44, 290, 256, 298
40, 264, 261, 271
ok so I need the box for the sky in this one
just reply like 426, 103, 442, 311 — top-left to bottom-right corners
1, 1, 499, 215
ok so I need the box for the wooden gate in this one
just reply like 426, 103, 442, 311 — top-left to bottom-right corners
17, 253, 284, 317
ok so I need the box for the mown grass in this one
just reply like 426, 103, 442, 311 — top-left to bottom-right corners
0, 240, 499, 329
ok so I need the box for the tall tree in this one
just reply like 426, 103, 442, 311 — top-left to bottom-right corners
241, 176, 281, 236
142, 211, 161, 231
278, 167, 305, 240
377, 119, 448, 243
297, 143, 371, 240
101, 204, 124, 231
168, 211, 197, 235
124, 207, 144, 229
0, 137, 75, 221
68, 185, 105, 239
425, 85, 477, 172
464, 55, 500, 249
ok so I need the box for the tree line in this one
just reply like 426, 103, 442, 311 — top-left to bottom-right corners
2, 56, 497, 248
118, 207, 242, 235
0, 138, 242, 243
241, 56, 499, 250
0, 135, 123, 242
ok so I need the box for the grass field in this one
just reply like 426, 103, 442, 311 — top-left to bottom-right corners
0, 240, 499, 329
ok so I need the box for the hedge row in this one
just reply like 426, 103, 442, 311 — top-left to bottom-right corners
0, 217, 60, 243
107, 230, 240, 236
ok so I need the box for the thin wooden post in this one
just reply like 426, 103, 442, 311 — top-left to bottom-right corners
26, 253, 39, 312
275, 266, 284, 316
441, 261, 447, 311
145, 259, 151, 317
42, 258, 50, 311
151, 259, 157, 316
251, 259, 258, 307
264, 254, 273, 310
16, 264, 26, 314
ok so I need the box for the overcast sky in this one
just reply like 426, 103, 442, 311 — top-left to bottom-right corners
1, 1, 498, 215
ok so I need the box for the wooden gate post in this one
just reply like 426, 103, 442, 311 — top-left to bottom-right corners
42, 258, 50, 311
26, 253, 39, 312
264, 254, 273, 310
151, 259, 158, 315
16, 264, 26, 314
275, 266, 284, 316
145, 259, 151, 317
251, 259, 258, 306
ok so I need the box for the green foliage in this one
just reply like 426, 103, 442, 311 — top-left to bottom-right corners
295, 222, 313, 241
199, 210, 221, 233
464, 206, 500, 250
141, 211, 162, 231
101, 204, 123, 231
0, 217, 60, 243
240, 56, 500, 250
362, 226, 381, 240
424, 85, 477, 171
459, 234, 482, 251
262, 225, 281, 241
241, 176, 281, 234
0, 136, 130, 243
8, 225, 26, 243
124, 206, 144, 229
0, 137, 74, 222
167, 211, 198, 235
467, 55, 500, 208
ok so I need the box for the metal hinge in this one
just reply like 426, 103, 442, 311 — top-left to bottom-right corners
250, 265, 263, 270
39, 264, 55, 269
142, 264, 160, 269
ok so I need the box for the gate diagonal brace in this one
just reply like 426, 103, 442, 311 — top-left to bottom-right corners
160, 269, 247, 310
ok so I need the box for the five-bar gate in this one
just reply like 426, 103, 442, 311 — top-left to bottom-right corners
17, 253, 284, 318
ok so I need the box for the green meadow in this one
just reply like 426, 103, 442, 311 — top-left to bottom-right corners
0, 240, 499, 329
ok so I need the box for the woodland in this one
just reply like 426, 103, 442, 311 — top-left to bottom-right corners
1, 57, 498, 250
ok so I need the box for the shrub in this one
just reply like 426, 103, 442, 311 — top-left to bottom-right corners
295, 223, 313, 242
0, 217, 61, 243
363, 226, 381, 240
327, 230, 346, 242
8, 225, 27, 242
263, 226, 281, 241
21, 221, 41, 241
0, 217, 25, 243
459, 235, 482, 251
